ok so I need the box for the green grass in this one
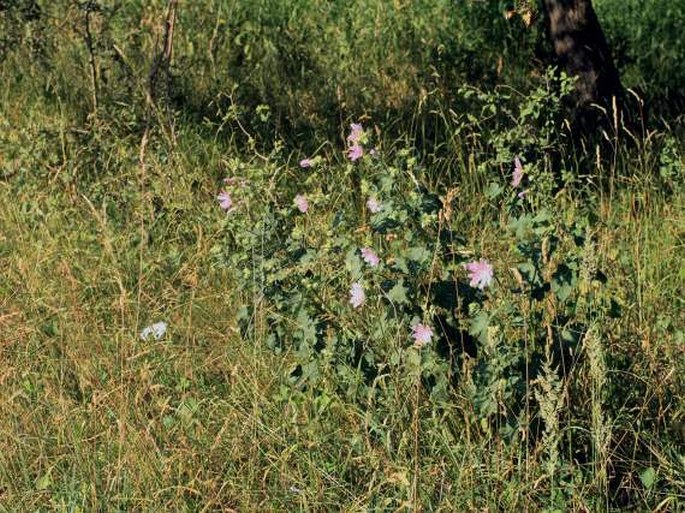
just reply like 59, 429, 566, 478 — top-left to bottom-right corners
0, 1, 684, 511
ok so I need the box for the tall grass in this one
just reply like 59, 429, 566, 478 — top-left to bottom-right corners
0, 1, 683, 510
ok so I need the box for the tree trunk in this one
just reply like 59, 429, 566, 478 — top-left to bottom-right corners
543, 0, 622, 111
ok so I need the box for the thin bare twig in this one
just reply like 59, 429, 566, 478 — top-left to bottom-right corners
147, 0, 178, 137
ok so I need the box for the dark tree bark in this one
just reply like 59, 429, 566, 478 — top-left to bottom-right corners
543, 0, 622, 113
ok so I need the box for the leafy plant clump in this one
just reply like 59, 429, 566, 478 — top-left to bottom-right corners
211, 78, 626, 506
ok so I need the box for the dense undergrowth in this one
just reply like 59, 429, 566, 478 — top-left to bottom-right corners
0, 0, 684, 510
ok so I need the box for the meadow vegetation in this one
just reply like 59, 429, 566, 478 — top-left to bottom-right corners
0, 0, 683, 510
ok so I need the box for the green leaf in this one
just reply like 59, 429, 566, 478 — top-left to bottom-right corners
517, 261, 538, 284
484, 182, 503, 199
300, 360, 320, 383
405, 348, 422, 369
468, 311, 490, 342
405, 245, 431, 264
392, 257, 409, 274
178, 398, 199, 426
639, 467, 656, 489
162, 415, 176, 429
345, 248, 363, 281
387, 281, 409, 304
295, 309, 318, 348
509, 213, 533, 240
36, 473, 52, 491
552, 263, 576, 302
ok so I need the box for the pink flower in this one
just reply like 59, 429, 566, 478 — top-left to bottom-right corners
348, 143, 363, 161
349, 282, 365, 308
464, 259, 494, 290
512, 156, 524, 188
366, 196, 381, 213
299, 158, 314, 168
412, 323, 433, 347
217, 191, 233, 211
347, 123, 363, 145
361, 247, 380, 267
294, 194, 309, 213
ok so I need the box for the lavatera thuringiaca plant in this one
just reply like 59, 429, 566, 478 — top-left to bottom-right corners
211, 118, 615, 442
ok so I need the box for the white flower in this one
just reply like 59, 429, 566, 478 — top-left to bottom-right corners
140, 321, 168, 341
366, 196, 381, 213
